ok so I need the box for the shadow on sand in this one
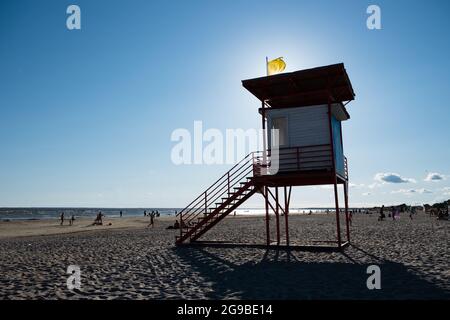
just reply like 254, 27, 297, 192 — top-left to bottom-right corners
174, 244, 449, 299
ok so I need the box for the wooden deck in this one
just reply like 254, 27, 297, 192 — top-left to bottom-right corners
252, 169, 347, 187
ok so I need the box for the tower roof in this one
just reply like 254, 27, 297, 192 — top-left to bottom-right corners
242, 63, 355, 109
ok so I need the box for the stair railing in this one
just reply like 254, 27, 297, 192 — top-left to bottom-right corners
176, 151, 262, 231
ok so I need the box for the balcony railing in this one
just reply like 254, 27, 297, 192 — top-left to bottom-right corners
253, 144, 347, 179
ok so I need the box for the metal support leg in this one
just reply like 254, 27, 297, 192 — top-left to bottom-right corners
333, 181, 342, 247
344, 181, 350, 242
275, 187, 280, 245
264, 186, 270, 246
284, 186, 290, 246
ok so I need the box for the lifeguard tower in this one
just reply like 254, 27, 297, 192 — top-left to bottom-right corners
175, 63, 355, 249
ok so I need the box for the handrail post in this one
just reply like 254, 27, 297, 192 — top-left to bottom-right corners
180, 211, 182, 238
204, 191, 207, 216
345, 157, 349, 179
227, 172, 230, 197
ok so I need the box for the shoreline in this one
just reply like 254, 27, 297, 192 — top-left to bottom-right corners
0, 207, 372, 221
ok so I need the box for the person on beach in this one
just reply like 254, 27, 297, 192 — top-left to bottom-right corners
144, 210, 147, 217
69, 214, 75, 226
60, 212, 65, 226
120, 211, 123, 218
349, 211, 353, 226
437, 209, 448, 220
148, 212, 154, 228
167, 220, 180, 230
93, 211, 104, 225
378, 205, 385, 221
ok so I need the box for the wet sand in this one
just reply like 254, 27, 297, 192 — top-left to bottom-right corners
0, 213, 448, 299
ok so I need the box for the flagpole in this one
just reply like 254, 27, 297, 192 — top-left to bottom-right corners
262, 56, 268, 172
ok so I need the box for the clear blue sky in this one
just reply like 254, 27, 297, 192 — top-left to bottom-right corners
0, 0, 449, 207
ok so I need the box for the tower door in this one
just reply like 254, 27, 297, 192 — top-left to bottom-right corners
271, 117, 288, 148
331, 116, 344, 176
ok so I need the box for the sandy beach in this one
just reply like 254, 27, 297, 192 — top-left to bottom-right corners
0, 213, 448, 299
0, 216, 175, 239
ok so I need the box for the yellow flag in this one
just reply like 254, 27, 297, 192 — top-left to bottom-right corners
267, 57, 286, 75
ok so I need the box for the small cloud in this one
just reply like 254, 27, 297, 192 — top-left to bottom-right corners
442, 187, 450, 196
424, 172, 445, 182
349, 183, 365, 188
374, 173, 416, 184
392, 188, 432, 195
431, 196, 450, 204
392, 189, 416, 195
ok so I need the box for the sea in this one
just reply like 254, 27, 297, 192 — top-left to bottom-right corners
0, 207, 344, 221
